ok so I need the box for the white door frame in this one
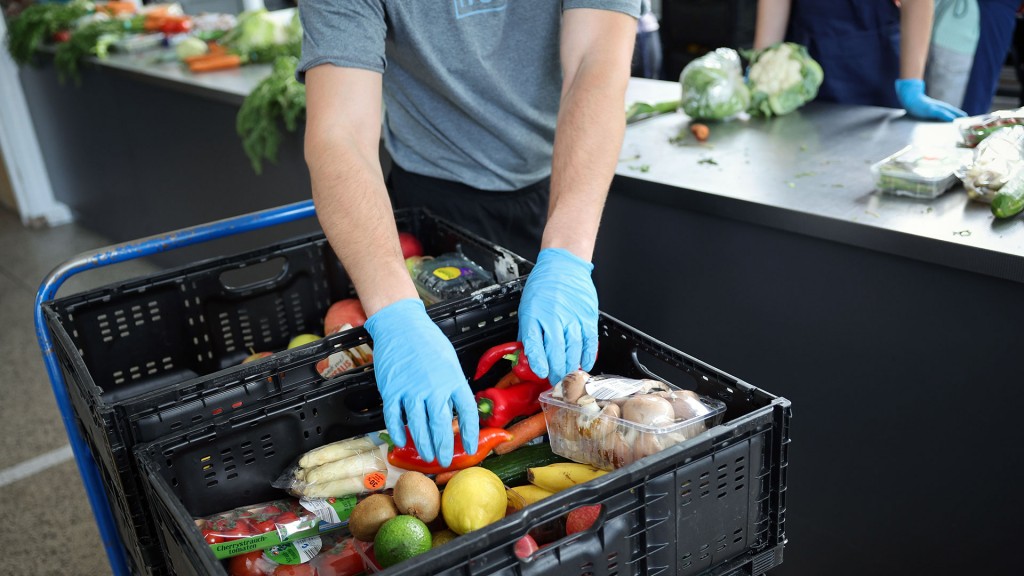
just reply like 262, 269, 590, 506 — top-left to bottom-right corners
0, 16, 72, 227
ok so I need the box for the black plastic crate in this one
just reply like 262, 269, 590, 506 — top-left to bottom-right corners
136, 286, 790, 576
42, 208, 531, 575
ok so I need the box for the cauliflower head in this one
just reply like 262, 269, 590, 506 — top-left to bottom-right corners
747, 42, 824, 117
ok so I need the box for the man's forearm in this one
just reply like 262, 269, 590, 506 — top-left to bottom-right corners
307, 142, 416, 316
305, 67, 416, 317
545, 10, 635, 262
898, 0, 933, 80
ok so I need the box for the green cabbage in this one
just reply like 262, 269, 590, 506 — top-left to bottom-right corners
679, 48, 750, 121
746, 42, 824, 117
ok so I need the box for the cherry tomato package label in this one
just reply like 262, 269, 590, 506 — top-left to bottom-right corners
539, 371, 727, 471
198, 496, 359, 559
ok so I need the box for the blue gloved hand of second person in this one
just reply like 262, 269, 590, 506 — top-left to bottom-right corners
517, 248, 599, 385
895, 78, 967, 122
365, 298, 479, 467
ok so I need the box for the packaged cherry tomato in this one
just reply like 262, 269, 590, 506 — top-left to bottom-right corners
197, 496, 359, 559
226, 532, 367, 576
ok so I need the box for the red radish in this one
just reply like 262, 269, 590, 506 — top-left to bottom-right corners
565, 505, 601, 535
398, 232, 424, 259
324, 299, 367, 335
514, 534, 539, 559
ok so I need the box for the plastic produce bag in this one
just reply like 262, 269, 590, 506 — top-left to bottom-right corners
196, 497, 358, 559
274, 432, 405, 498
679, 48, 750, 121
539, 372, 726, 471
956, 107, 1024, 148
957, 125, 1024, 203
226, 532, 366, 576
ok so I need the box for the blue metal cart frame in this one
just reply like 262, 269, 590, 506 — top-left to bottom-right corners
33, 201, 318, 576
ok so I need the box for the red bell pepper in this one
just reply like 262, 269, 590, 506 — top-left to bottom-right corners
475, 379, 551, 428
474, 341, 544, 382
382, 427, 512, 474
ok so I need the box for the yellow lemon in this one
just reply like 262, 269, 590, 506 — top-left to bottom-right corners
441, 468, 506, 535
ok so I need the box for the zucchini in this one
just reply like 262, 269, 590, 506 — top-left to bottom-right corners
480, 443, 569, 487
992, 169, 1024, 219
991, 168, 1024, 217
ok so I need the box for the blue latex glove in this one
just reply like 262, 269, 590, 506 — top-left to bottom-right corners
895, 79, 967, 122
517, 248, 599, 385
365, 298, 478, 467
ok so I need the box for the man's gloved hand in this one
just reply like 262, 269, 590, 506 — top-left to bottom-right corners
895, 78, 967, 122
517, 248, 599, 385
365, 298, 479, 467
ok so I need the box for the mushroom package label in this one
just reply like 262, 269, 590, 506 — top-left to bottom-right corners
584, 375, 648, 400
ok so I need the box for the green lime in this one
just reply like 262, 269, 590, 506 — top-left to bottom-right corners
374, 515, 432, 568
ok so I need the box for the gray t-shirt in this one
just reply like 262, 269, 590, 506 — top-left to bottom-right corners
298, 0, 640, 191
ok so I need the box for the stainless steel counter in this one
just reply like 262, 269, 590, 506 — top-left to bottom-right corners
621, 78, 1024, 284
79, 49, 271, 106
35, 54, 1024, 282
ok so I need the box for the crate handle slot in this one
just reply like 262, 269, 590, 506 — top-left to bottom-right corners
217, 257, 290, 293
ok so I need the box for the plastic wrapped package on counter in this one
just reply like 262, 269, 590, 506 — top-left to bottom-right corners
958, 126, 1024, 203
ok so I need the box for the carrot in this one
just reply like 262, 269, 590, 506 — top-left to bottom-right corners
188, 54, 242, 73
494, 412, 548, 455
434, 470, 459, 486
494, 371, 520, 389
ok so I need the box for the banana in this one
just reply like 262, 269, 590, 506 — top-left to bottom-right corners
527, 463, 607, 493
511, 484, 555, 506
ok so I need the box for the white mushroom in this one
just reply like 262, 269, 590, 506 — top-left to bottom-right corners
638, 379, 672, 394
562, 371, 589, 404
590, 403, 621, 443
654, 390, 711, 421
622, 395, 676, 428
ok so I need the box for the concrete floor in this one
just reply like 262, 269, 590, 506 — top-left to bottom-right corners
0, 206, 160, 576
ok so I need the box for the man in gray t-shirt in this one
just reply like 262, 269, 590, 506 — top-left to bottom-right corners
300, 1, 640, 467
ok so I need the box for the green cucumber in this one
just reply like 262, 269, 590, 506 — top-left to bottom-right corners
992, 170, 1024, 219
480, 443, 569, 487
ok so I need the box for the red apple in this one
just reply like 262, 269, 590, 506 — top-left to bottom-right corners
565, 505, 602, 535
241, 351, 272, 365
398, 232, 424, 259
513, 534, 539, 559
324, 299, 367, 335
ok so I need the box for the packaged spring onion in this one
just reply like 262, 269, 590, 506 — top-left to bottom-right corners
870, 145, 970, 199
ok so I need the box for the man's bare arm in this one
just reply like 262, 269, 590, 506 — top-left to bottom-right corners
304, 66, 417, 316
544, 8, 636, 261
754, 0, 792, 49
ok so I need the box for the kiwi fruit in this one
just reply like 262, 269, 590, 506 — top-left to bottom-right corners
349, 493, 399, 542
393, 471, 441, 523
